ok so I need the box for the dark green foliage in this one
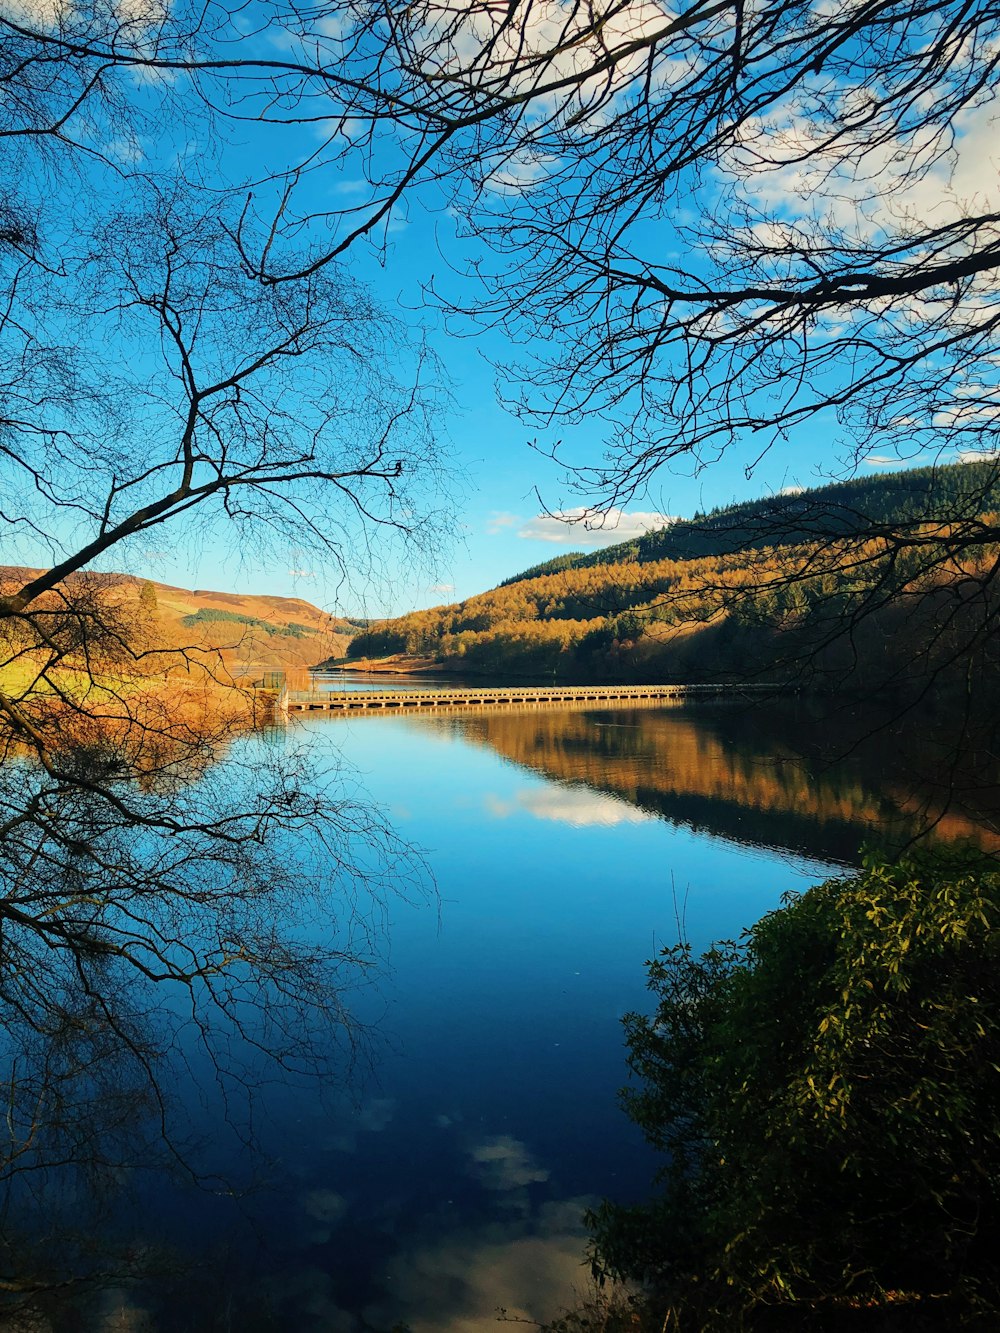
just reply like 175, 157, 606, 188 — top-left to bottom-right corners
138, 581, 158, 616
609, 611, 645, 643
590, 849, 1000, 1328
346, 460, 1000, 688
180, 608, 318, 638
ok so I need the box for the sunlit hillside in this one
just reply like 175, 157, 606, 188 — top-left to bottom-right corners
343, 462, 1000, 688
0, 567, 353, 676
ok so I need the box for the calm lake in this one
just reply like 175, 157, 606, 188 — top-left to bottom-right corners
7, 696, 997, 1330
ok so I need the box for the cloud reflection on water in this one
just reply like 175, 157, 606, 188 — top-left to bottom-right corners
362, 1192, 602, 1333
485, 785, 651, 828
468, 1134, 551, 1193
325, 1096, 397, 1152
262, 1136, 603, 1333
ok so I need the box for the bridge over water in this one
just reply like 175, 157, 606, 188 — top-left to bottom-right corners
280, 682, 778, 714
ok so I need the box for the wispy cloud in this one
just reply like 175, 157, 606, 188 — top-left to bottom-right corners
329, 177, 368, 196
519, 507, 676, 546
430, 582, 455, 594
957, 448, 1000, 463
487, 511, 520, 534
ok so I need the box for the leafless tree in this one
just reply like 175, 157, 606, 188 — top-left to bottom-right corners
326, 0, 1000, 766
9, 0, 1000, 482
0, 0, 455, 1283
1, 0, 997, 1145
257, 0, 1000, 810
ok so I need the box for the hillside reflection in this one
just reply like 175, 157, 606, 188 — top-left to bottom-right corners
431, 702, 1000, 863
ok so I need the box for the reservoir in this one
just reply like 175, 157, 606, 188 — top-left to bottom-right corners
4, 698, 995, 1330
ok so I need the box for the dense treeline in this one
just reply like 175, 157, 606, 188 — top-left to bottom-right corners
180, 607, 319, 639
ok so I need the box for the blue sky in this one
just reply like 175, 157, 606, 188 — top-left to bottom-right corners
17, 8, 983, 624
33, 75, 858, 618
125, 194, 861, 620
5, 2, 995, 624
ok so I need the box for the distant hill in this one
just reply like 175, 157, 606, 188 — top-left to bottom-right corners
0, 568, 352, 674
499, 460, 1000, 585
344, 460, 1000, 685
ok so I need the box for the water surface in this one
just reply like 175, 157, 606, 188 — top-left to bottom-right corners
4, 699, 995, 1330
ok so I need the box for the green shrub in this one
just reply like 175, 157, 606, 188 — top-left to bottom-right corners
590, 849, 1000, 1328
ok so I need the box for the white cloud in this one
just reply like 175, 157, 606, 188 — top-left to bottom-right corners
485, 151, 560, 194
430, 582, 455, 594
315, 12, 351, 41
932, 382, 1000, 429
0, 0, 68, 22
723, 87, 1000, 273
518, 507, 675, 546
416, 0, 678, 142
3, 0, 169, 26
104, 135, 145, 165
957, 448, 1000, 463
329, 178, 369, 196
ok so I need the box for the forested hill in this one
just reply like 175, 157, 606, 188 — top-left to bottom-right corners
500, 460, 1000, 586
344, 460, 1000, 682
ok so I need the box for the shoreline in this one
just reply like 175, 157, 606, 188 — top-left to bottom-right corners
314, 654, 460, 676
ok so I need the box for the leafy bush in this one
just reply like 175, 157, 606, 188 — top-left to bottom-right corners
590, 850, 1000, 1328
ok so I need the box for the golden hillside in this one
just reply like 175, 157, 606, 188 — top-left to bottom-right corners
0, 567, 351, 675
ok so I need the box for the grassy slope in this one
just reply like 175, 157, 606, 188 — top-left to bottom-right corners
0, 568, 351, 675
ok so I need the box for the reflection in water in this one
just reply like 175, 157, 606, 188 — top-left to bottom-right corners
437, 702, 1000, 862
469, 1135, 551, 1192
485, 785, 650, 828
1, 701, 997, 1328
261, 1181, 595, 1333
365, 1194, 595, 1333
